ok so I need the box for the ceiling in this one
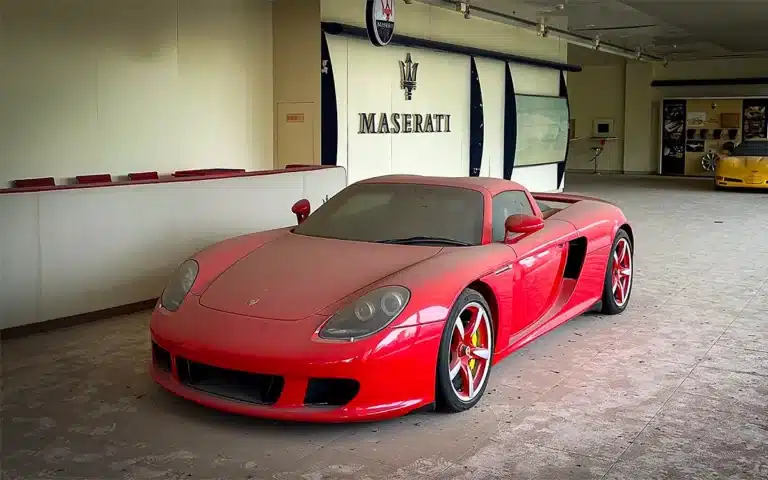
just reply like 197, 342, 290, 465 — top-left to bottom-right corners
420, 0, 768, 65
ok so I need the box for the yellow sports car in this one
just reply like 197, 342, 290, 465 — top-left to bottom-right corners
715, 139, 768, 189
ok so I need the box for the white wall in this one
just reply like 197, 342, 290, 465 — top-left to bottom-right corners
321, 0, 567, 63
0, 167, 347, 329
508, 64, 564, 192
326, 36, 471, 183
474, 59, 506, 179
623, 62, 659, 173
566, 64, 627, 173
321, 0, 569, 191
0, 0, 274, 187
567, 52, 768, 175
273, 0, 322, 168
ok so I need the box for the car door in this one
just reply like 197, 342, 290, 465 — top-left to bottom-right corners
491, 191, 578, 336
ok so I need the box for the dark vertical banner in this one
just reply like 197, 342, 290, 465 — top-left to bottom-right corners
469, 57, 484, 177
557, 71, 570, 189
502, 64, 517, 180
742, 98, 768, 140
320, 33, 339, 166
660, 99, 686, 175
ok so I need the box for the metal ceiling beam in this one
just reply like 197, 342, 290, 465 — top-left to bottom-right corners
439, 0, 665, 63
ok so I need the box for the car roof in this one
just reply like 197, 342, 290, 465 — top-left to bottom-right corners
357, 174, 527, 196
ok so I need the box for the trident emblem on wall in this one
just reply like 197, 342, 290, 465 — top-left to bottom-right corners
399, 53, 418, 101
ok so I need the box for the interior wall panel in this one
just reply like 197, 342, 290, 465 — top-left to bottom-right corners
0, 0, 274, 187
326, 35, 470, 184
474, 58, 506, 179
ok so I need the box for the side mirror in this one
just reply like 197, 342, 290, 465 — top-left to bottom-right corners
291, 199, 311, 224
504, 214, 544, 241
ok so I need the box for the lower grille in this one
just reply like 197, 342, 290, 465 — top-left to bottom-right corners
176, 357, 284, 405
304, 378, 360, 407
152, 342, 172, 373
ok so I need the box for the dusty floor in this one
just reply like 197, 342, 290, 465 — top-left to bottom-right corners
2, 174, 768, 480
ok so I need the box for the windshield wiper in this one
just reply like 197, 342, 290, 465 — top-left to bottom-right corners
377, 236, 471, 246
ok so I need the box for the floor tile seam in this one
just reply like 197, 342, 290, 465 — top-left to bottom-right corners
300, 444, 415, 473
663, 390, 768, 419
693, 365, 768, 378
686, 364, 768, 378
600, 277, 768, 479
425, 439, 616, 479
713, 344, 768, 354
702, 276, 768, 361
428, 344, 615, 479
592, 279, 687, 348
598, 361, 698, 480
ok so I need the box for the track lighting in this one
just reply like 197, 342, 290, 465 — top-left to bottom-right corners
464, 6, 472, 19
447, 0, 664, 63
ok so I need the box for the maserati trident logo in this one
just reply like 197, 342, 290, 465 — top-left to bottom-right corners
357, 52, 450, 135
399, 53, 418, 101
366, 0, 395, 47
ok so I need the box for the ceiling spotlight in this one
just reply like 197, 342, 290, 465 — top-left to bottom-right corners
537, 23, 549, 37
663, 58, 669, 67
456, 2, 465, 12
635, 47, 643, 60
464, 7, 472, 19
594, 35, 601, 50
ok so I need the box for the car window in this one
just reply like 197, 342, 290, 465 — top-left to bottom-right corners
492, 190, 535, 242
329, 191, 394, 218
536, 200, 552, 213
730, 140, 768, 157
294, 183, 485, 245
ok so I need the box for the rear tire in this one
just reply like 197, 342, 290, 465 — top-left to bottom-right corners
600, 230, 633, 315
436, 289, 494, 413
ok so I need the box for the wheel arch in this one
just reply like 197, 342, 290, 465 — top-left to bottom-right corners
618, 222, 634, 247
467, 280, 499, 341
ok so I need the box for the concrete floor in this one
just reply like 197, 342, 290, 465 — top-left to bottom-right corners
3, 173, 768, 480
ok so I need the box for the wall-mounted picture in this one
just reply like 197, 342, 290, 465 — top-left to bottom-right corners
663, 102, 685, 139
685, 140, 705, 153
686, 112, 707, 126
742, 99, 768, 139
663, 144, 684, 159
661, 99, 687, 175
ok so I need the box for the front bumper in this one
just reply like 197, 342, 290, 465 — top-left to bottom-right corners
149, 298, 444, 422
715, 174, 768, 189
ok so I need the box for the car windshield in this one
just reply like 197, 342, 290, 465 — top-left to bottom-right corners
730, 140, 768, 157
293, 182, 484, 245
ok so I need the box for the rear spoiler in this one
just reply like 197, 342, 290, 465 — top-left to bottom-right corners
531, 192, 615, 206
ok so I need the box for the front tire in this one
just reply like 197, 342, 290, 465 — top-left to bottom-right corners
600, 230, 634, 315
436, 289, 494, 413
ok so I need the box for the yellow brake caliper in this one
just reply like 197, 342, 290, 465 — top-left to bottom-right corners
468, 332, 478, 370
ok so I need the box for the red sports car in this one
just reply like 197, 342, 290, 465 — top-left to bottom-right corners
150, 175, 634, 422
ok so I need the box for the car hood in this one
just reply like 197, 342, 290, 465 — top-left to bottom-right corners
199, 233, 441, 320
722, 156, 768, 170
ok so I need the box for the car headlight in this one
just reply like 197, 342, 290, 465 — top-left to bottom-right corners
318, 286, 410, 340
160, 260, 199, 312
